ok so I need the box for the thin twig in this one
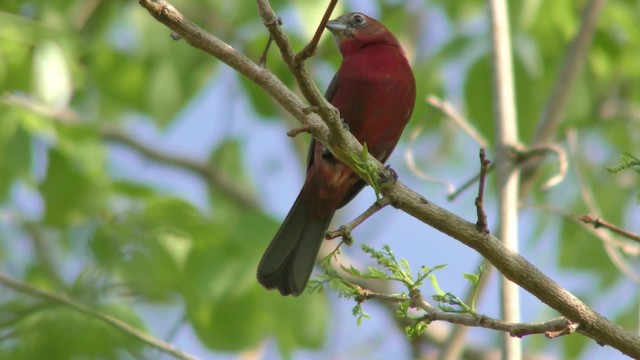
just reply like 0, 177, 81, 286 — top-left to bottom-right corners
101, 126, 260, 209
427, 95, 488, 148
256, 0, 345, 138
353, 285, 574, 338
293, 0, 339, 66
0, 273, 197, 360
405, 125, 456, 195
475, 149, 491, 234
567, 130, 640, 282
513, 143, 568, 191
326, 198, 391, 240
525, 204, 640, 264
286, 124, 313, 137
579, 215, 640, 244
447, 164, 495, 201
259, 17, 282, 66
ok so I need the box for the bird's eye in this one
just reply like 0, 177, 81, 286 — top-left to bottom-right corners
352, 13, 366, 26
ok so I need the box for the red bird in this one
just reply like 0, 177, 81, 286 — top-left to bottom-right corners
257, 13, 416, 296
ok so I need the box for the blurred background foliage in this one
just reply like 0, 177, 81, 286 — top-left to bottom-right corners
0, 0, 639, 359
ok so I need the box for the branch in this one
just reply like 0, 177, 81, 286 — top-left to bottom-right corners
353, 285, 575, 338
1, 93, 258, 210
427, 95, 488, 148
293, 0, 339, 65
474, 149, 491, 234
100, 126, 260, 209
514, 143, 568, 191
405, 125, 456, 195
326, 198, 391, 240
0, 273, 197, 360
520, 0, 606, 195
579, 215, 640, 244
137, 1, 640, 357
489, 0, 522, 357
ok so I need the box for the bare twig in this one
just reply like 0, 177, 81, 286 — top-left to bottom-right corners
513, 143, 568, 191
427, 95, 488, 148
326, 198, 391, 240
579, 215, 640, 244
101, 126, 260, 209
0, 273, 197, 360
567, 130, 640, 282
405, 125, 457, 194
259, 17, 282, 66
475, 149, 491, 234
525, 204, 640, 272
447, 164, 495, 201
138, 2, 640, 356
293, 0, 339, 66
286, 124, 313, 137
1, 93, 78, 123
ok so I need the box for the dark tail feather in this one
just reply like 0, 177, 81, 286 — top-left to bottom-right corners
257, 190, 334, 296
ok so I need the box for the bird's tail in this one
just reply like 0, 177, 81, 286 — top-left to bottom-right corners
257, 187, 334, 296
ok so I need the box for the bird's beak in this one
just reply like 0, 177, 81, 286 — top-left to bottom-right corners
325, 19, 348, 34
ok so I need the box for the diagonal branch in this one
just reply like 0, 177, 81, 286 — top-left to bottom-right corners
137, 1, 640, 357
579, 215, 640, 244
100, 126, 259, 209
520, 0, 606, 195
0, 273, 197, 360
353, 285, 575, 338
293, 0, 339, 65
1, 93, 258, 210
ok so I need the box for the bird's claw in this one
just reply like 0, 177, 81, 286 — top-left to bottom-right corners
341, 118, 350, 131
380, 165, 398, 185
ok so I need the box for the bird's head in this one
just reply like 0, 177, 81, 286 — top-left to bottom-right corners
325, 12, 400, 56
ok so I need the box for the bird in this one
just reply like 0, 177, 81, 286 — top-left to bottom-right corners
257, 12, 416, 296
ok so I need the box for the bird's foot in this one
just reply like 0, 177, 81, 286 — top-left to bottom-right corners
380, 165, 398, 185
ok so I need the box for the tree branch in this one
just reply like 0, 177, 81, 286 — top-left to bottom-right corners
427, 95, 488, 148
0, 273, 197, 360
489, 0, 522, 357
100, 126, 260, 209
520, 0, 606, 195
354, 285, 575, 338
325, 198, 391, 240
137, 1, 640, 357
579, 215, 640, 244
292, 0, 339, 65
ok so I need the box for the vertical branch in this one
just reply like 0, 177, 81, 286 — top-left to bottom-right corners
488, 0, 522, 359
520, 0, 606, 195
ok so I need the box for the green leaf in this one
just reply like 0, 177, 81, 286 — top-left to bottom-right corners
39, 148, 95, 227
0, 117, 31, 200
